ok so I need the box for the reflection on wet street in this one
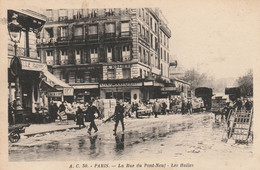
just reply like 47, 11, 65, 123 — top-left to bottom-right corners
9, 113, 253, 161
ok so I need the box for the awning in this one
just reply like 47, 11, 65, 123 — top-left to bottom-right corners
42, 69, 74, 96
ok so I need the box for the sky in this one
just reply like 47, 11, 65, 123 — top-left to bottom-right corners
159, 0, 259, 80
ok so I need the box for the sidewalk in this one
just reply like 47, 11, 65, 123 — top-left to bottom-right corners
23, 120, 102, 137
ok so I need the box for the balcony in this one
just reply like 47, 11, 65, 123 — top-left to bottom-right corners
72, 35, 84, 43
86, 34, 98, 41
104, 33, 116, 39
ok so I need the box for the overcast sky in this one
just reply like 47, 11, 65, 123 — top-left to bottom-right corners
160, 0, 259, 79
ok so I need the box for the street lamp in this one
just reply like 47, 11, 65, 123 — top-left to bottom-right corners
8, 13, 23, 124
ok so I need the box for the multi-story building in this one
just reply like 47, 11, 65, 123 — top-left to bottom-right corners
37, 8, 172, 103
8, 9, 47, 123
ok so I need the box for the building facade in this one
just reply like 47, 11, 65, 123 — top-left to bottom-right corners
8, 9, 47, 123
37, 8, 172, 103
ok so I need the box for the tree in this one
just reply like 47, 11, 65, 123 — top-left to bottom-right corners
180, 68, 211, 90
236, 69, 253, 97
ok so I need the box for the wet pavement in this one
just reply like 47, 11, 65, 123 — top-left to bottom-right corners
9, 112, 253, 161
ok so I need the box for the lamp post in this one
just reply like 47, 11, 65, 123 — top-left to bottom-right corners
8, 13, 22, 124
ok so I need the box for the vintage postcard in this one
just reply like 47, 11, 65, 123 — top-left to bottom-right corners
0, 0, 259, 169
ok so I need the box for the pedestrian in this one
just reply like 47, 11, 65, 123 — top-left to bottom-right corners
234, 98, 243, 111
53, 103, 59, 120
132, 101, 139, 118
244, 99, 252, 112
113, 100, 125, 136
161, 101, 167, 115
76, 106, 86, 129
87, 101, 100, 135
181, 100, 186, 115
187, 100, 192, 115
153, 99, 160, 118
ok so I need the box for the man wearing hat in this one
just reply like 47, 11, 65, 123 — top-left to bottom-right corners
87, 100, 100, 135
113, 99, 125, 136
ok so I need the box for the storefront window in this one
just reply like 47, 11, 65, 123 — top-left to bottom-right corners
106, 92, 113, 99
114, 92, 123, 100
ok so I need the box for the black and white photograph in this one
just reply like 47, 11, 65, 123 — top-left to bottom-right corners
1, 0, 259, 169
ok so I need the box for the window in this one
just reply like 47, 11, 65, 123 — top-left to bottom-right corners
161, 48, 162, 59
46, 9, 53, 21
107, 69, 115, 79
164, 34, 166, 46
164, 50, 166, 61
161, 64, 163, 75
75, 50, 82, 64
90, 48, 98, 63
59, 9, 68, 21
105, 8, 115, 16
60, 50, 68, 65
138, 23, 141, 34
143, 50, 146, 64
123, 68, 131, 79
73, 9, 83, 19
167, 53, 169, 63
105, 23, 115, 34
122, 45, 131, 61
150, 34, 153, 48
167, 38, 169, 48
107, 47, 112, 62
89, 9, 97, 17
46, 51, 53, 65
74, 26, 83, 38
150, 17, 152, 29
146, 30, 149, 42
146, 13, 149, 24
142, 27, 145, 37
142, 9, 145, 20
144, 70, 147, 77
121, 22, 130, 36
155, 37, 158, 49
140, 69, 142, 78
139, 8, 142, 17
139, 47, 142, 61
88, 25, 98, 35
60, 26, 68, 38
160, 31, 162, 43
75, 70, 84, 83
106, 92, 113, 99
154, 22, 157, 33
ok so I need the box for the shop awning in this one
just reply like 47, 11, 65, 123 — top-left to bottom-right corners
42, 69, 74, 96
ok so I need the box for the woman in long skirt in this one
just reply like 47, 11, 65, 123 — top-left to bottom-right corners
76, 106, 86, 129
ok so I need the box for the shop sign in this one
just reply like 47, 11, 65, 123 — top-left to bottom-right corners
22, 60, 47, 71
100, 82, 142, 88
106, 64, 131, 69
47, 92, 62, 97
63, 88, 74, 96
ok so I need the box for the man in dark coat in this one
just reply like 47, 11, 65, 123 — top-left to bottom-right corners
76, 106, 85, 129
87, 101, 100, 135
113, 100, 125, 136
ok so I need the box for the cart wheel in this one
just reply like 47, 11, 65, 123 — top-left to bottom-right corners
9, 132, 20, 143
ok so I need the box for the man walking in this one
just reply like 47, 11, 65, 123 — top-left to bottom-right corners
87, 101, 100, 135
187, 100, 192, 115
113, 100, 125, 136
153, 99, 161, 118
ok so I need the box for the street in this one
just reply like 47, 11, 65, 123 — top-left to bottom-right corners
9, 112, 253, 161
